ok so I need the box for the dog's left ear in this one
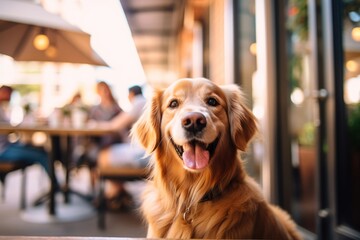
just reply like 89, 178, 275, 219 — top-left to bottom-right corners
131, 90, 162, 153
221, 85, 257, 151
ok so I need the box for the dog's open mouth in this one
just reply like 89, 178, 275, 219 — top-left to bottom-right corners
171, 137, 219, 170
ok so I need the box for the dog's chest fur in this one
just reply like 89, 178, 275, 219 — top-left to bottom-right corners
142, 173, 260, 239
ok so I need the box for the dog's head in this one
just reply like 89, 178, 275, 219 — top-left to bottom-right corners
133, 78, 257, 173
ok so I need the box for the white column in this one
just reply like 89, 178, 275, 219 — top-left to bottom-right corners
224, 0, 234, 84
255, 0, 276, 202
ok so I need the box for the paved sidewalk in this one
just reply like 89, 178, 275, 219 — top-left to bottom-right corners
0, 164, 147, 237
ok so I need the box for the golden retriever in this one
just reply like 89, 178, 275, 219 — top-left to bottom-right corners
133, 78, 302, 239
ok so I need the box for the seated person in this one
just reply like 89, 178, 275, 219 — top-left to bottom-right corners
88, 81, 123, 146
76, 81, 123, 168
89, 85, 148, 210
0, 85, 54, 187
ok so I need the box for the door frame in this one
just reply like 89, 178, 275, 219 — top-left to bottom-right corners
271, 0, 331, 238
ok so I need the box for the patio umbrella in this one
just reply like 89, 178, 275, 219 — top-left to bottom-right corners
0, 0, 107, 66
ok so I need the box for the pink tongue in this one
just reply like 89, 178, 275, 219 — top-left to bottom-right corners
183, 143, 209, 169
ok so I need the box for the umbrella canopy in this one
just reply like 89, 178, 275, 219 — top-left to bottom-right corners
0, 0, 107, 66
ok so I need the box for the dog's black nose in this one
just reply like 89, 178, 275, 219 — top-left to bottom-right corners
182, 112, 207, 133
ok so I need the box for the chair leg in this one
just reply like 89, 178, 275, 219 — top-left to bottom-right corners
20, 168, 27, 210
97, 177, 106, 230
0, 175, 6, 201
89, 167, 97, 196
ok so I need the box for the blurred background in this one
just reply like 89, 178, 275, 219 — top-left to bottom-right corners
0, 0, 359, 239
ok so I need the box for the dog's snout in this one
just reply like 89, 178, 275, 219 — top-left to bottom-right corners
182, 112, 207, 133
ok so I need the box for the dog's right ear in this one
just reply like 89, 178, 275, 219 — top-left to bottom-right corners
221, 84, 257, 151
132, 90, 162, 153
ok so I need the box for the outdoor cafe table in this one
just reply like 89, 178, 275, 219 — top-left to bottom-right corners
0, 124, 115, 223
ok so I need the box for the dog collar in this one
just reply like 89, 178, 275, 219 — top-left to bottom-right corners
182, 187, 222, 224
200, 186, 222, 203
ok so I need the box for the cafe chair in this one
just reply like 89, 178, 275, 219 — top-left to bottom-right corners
0, 160, 34, 210
97, 166, 148, 230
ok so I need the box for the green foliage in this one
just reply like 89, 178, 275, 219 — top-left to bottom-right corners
287, 0, 308, 41
298, 122, 315, 146
12, 84, 40, 96
287, 0, 360, 39
343, 0, 360, 18
61, 105, 71, 117
348, 103, 360, 148
289, 54, 302, 92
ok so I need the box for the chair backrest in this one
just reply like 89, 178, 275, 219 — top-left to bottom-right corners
96, 165, 149, 229
0, 160, 33, 209
98, 166, 148, 181
0, 161, 33, 182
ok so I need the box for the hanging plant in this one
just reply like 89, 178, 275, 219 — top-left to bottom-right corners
287, 0, 308, 41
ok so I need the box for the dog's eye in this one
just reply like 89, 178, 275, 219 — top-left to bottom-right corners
169, 99, 179, 108
206, 97, 219, 107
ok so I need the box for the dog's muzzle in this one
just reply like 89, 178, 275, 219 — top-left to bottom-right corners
170, 112, 220, 170
171, 137, 220, 170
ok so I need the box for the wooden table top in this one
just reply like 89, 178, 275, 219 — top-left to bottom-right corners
0, 124, 115, 136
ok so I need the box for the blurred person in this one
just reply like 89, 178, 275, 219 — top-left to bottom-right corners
0, 85, 54, 186
90, 85, 148, 210
87, 81, 123, 148
76, 82, 123, 167
89, 81, 123, 123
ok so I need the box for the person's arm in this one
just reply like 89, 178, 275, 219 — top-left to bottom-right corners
91, 112, 135, 131
107, 112, 134, 130
0, 107, 10, 124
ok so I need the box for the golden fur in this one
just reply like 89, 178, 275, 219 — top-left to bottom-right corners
133, 78, 302, 239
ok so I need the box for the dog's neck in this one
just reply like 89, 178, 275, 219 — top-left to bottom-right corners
200, 186, 222, 203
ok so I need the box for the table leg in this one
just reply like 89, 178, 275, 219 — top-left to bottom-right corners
49, 136, 57, 215
64, 135, 72, 203
22, 134, 95, 223
63, 135, 93, 203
